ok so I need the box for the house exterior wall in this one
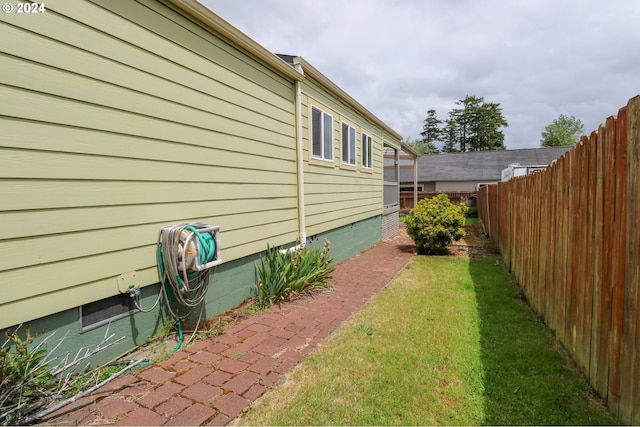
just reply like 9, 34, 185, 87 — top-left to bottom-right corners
423, 182, 436, 192
0, 0, 404, 366
306, 215, 382, 265
0, 0, 300, 330
300, 75, 394, 237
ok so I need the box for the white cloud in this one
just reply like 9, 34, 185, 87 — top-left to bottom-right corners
205, 0, 640, 148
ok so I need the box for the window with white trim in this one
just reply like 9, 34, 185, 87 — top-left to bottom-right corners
311, 106, 333, 161
341, 122, 356, 166
362, 133, 373, 169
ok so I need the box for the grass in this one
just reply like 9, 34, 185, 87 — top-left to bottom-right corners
238, 256, 617, 426
465, 216, 479, 225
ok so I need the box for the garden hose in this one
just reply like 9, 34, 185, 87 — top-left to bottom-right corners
153, 223, 220, 351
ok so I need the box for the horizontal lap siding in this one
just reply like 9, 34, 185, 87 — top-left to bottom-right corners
0, 0, 298, 328
301, 79, 385, 236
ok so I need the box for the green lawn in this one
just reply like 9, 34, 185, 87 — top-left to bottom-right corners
238, 256, 617, 426
465, 216, 479, 225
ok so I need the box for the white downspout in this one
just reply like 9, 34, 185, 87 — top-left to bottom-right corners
294, 66, 306, 245
281, 61, 306, 254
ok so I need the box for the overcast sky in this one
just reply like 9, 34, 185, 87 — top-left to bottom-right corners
204, 0, 640, 150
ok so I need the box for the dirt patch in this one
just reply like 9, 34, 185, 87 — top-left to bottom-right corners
115, 300, 261, 364
447, 224, 499, 257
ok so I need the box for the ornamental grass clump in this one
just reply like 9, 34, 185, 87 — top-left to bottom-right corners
405, 193, 468, 254
255, 240, 334, 308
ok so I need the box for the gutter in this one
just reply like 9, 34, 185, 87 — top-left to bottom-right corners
296, 57, 403, 142
280, 59, 307, 253
167, 0, 303, 82
293, 59, 307, 247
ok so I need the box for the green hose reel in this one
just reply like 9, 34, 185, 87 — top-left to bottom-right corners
172, 224, 222, 274
157, 222, 221, 300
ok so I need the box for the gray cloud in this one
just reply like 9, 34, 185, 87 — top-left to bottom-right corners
205, 0, 640, 148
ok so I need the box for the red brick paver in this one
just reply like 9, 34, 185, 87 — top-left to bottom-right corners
39, 228, 414, 426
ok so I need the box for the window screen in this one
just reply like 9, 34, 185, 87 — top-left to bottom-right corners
311, 106, 333, 161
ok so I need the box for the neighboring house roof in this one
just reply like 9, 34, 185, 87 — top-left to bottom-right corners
400, 146, 573, 183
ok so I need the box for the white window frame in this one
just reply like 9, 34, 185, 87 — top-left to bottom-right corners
362, 132, 373, 169
311, 105, 333, 162
341, 122, 357, 166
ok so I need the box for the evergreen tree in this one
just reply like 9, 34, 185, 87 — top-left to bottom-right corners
450, 96, 481, 152
420, 95, 508, 153
441, 119, 459, 153
420, 109, 443, 147
472, 101, 508, 150
441, 95, 508, 152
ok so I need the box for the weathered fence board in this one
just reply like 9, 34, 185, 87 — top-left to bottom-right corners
608, 105, 628, 416
477, 95, 640, 424
621, 98, 639, 424
590, 122, 608, 396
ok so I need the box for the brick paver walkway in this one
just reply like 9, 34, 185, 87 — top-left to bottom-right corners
41, 228, 415, 426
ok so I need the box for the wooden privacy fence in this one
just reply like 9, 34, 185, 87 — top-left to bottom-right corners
478, 95, 640, 424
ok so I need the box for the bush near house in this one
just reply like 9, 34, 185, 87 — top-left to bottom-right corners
1, 326, 55, 425
405, 193, 468, 254
255, 241, 335, 308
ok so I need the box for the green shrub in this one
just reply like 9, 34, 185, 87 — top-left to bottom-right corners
255, 241, 335, 308
1, 326, 55, 425
405, 193, 469, 254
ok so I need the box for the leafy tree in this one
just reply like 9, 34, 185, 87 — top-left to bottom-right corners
540, 114, 585, 147
406, 138, 439, 155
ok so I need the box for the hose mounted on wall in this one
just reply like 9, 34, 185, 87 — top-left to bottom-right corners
153, 222, 222, 350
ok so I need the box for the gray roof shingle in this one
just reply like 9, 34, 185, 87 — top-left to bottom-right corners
400, 146, 573, 182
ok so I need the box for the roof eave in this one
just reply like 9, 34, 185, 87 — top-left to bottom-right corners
400, 142, 419, 158
296, 57, 403, 142
167, 0, 303, 81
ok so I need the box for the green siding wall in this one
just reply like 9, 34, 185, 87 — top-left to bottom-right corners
306, 215, 382, 265
0, 0, 299, 328
19, 216, 381, 368
300, 77, 389, 237
0, 0, 401, 368
22, 252, 261, 368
